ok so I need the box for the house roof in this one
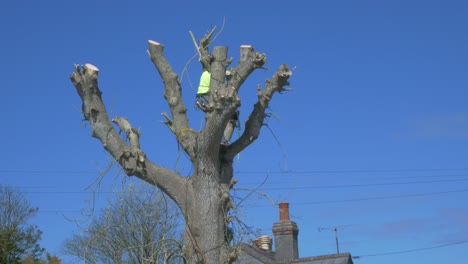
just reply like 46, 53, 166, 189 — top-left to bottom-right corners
235, 203, 354, 264
237, 243, 354, 264
237, 243, 276, 263
288, 252, 354, 264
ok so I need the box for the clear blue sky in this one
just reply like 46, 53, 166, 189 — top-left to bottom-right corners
1, 0, 467, 263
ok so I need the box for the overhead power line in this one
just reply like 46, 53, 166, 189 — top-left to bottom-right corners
236, 168, 468, 174
13, 177, 468, 194
255, 178, 468, 190
27, 188, 468, 214
0, 170, 93, 174
353, 240, 468, 258
2, 167, 468, 175
294, 189, 468, 205
241, 173, 468, 185
247, 189, 468, 207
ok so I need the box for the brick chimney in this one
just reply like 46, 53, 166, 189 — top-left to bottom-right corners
272, 202, 299, 261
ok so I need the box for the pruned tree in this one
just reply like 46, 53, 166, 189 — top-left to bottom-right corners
0, 185, 44, 263
70, 28, 292, 264
63, 183, 183, 264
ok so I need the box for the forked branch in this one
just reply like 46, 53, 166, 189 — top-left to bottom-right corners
195, 26, 217, 71
225, 64, 292, 159
70, 64, 190, 211
226, 45, 267, 91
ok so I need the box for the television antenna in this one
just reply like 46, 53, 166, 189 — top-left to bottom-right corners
318, 225, 349, 254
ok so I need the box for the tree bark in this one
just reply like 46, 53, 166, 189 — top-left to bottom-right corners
69, 63, 189, 212
70, 30, 291, 264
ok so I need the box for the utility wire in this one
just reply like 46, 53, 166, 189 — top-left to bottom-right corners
296, 189, 468, 205
3, 171, 468, 187
353, 240, 468, 258
0, 170, 92, 174
239, 173, 468, 186
33, 189, 468, 213
2, 168, 468, 175
248, 189, 468, 207
255, 178, 468, 190
236, 168, 468, 174
11, 178, 468, 193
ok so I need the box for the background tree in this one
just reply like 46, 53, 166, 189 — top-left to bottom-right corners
0, 185, 44, 263
22, 253, 62, 264
45, 253, 61, 264
70, 28, 291, 264
63, 183, 183, 264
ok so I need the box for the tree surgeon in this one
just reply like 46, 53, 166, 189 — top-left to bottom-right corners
70, 28, 292, 264
196, 67, 240, 145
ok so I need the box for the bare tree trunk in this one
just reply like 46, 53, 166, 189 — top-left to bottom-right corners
182, 186, 227, 263
70, 28, 291, 264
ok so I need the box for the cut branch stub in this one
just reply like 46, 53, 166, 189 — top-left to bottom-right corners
70, 64, 100, 102
84, 63, 99, 74
211, 46, 229, 86
269, 64, 292, 94
148, 40, 162, 50
240, 45, 266, 68
239, 45, 253, 62
227, 45, 267, 92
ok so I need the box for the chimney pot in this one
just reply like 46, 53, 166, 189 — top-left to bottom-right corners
254, 235, 272, 251
279, 202, 290, 221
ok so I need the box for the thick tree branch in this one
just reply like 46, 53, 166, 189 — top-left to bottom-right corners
225, 64, 292, 160
147, 40, 197, 160
70, 64, 190, 212
198, 46, 237, 157
226, 45, 266, 91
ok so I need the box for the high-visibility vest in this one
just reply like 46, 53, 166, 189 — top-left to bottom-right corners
197, 70, 211, 95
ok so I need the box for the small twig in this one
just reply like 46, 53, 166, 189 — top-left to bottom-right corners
235, 173, 273, 207
189, 31, 201, 59
211, 17, 226, 44
180, 17, 226, 84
